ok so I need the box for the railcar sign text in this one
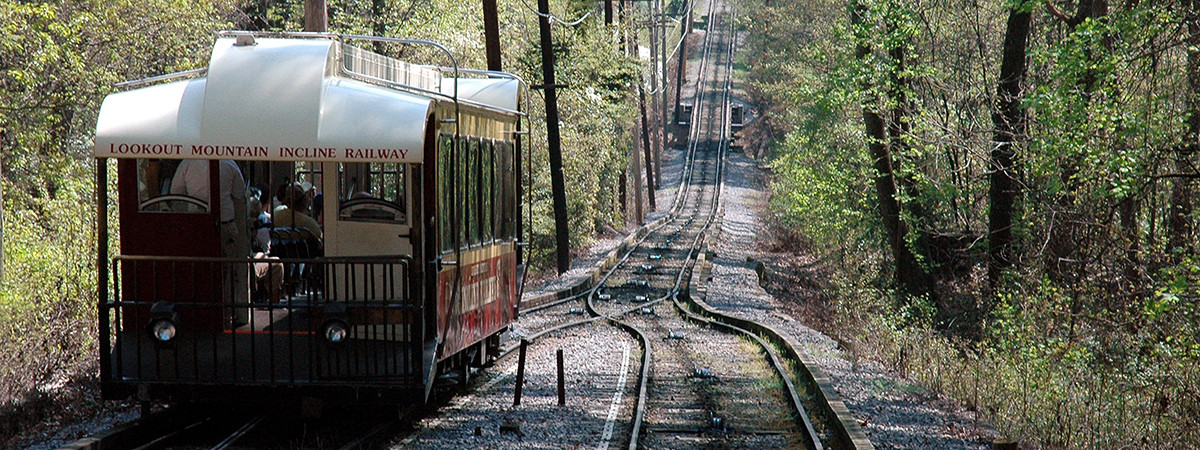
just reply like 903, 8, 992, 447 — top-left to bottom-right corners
100, 142, 412, 162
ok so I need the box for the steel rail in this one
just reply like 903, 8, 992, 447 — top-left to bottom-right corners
596, 2, 831, 448
573, 0, 738, 446
208, 414, 266, 450
481, 6, 735, 447
663, 5, 830, 448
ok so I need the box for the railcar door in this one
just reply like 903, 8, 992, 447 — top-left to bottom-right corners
117, 159, 225, 331
322, 158, 417, 325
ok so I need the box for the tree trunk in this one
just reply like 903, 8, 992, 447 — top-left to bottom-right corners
987, 6, 1032, 291
1047, 0, 1109, 284
886, 21, 923, 220
1170, 0, 1200, 254
885, 15, 930, 269
1120, 197, 1141, 293
631, 124, 645, 225
853, 2, 929, 297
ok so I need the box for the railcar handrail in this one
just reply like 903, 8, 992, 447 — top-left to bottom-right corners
212, 31, 464, 114
111, 254, 414, 265
115, 68, 208, 89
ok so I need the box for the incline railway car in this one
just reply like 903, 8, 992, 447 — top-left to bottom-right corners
93, 32, 527, 407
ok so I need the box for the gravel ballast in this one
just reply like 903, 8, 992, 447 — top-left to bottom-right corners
702, 148, 1000, 448
396, 323, 640, 449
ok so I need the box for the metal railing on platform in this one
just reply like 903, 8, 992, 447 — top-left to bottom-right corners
102, 255, 422, 387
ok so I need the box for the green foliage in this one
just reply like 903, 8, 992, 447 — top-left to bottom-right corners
2, 0, 228, 200
1, 0, 228, 409
0, 0, 641, 418
739, 0, 1200, 445
1026, 6, 1181, 203
0, 171, 99, 406
519, 18, 639, 266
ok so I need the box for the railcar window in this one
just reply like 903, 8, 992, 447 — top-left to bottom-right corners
337, 162, 406, 223
467, 138, 481, 246
458, 136, 470, 247
482, 140, 495, 242
438, 134, 454, 252
136, 159, 209, 213
259, 161, 321, 221
499, 141, 514, 239
294, 162, 322, 198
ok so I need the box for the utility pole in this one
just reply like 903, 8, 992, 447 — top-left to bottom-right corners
482, 0, 502, 71
280, 0, 327, 193
673, 0, 688, 124
371, 0, 387, 52
622, 0, 642, 225
649, 4, 662, 189
1, 141, 4, 282
304, 0, 328, 32
658, 7, 668, 178
631, 125, 645, 225
639, 80, 656, 211
537, 0, 571, 274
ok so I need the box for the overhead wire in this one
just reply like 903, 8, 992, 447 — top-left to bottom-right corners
516, 0, 595, 26
634, 1, 694, 94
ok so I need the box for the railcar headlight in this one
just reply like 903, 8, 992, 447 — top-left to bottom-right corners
147, 302, 179, 343
322, 319, 349, 344
150, 319, 177, 342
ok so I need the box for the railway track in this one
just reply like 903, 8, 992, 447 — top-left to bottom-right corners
588, 3, 829, 448
504, 0, 867, 448
64, 402, 418, 449
71, 1, 868, 448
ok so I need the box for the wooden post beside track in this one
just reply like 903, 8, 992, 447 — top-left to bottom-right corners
514, 339, 528, 406
557, 348, 566, 406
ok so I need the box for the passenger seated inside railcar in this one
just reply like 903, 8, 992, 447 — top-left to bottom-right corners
274, 183, 324, 244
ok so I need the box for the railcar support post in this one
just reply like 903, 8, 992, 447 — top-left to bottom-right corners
537, 0, 572, 274
96, 158, 110, 396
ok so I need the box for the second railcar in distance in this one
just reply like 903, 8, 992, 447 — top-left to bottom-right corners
93, 31, 527, 407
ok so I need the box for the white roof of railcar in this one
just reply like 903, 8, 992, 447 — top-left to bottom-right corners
94, 35, 520, 163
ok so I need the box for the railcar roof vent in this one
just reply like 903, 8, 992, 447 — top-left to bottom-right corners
233, 33, 256, 47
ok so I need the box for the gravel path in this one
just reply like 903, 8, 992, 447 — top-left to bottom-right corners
702, 148, 999, 448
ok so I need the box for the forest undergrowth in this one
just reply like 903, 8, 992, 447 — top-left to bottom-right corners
740, 0, 1200, 446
